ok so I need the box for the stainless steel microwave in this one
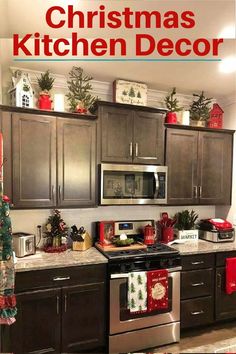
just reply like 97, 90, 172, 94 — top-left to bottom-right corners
100, 164, 168, 205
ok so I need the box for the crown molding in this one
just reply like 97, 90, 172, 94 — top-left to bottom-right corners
9, 66, 216, 108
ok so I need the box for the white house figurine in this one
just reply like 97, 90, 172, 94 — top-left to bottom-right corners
9, 70, 34, 108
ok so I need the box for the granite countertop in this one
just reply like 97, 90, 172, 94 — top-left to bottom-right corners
15, 247, 108, 273
172, 239, 236, 255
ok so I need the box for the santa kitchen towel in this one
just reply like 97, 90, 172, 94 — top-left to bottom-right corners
128, 271, 147, 313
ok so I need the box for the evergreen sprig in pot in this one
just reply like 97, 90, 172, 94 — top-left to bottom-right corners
164, 87, 183, 124
174, 209, 199, 241
37, 70, 55, 110
189, 91, 212, 127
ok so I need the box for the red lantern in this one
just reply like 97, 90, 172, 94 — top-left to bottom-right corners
208, 103, 224, 129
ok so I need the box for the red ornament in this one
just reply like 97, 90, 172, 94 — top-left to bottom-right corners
208, 103, 224, 129
165, 112, 177, 124
38, 94, 52, 110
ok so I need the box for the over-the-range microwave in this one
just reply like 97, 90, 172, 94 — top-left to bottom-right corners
100, 163, 168, 205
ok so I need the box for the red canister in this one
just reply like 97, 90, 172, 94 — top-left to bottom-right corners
162, 227, 174, 244
144, 224, 155, 245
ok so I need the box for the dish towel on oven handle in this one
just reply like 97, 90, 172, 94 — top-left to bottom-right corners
147, 269, 169, 312
226, 257, 236, 295
128, 271, 147, 313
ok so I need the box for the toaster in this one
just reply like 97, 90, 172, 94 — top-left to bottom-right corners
12, 233, 36, 257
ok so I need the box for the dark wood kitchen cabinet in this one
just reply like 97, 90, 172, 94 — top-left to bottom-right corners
1, 264, 107, 354
180, 253, 214, 329
0, 105, 97, 208
98, 102, 165, 165
12, 113, 57, 208
215, 251, 236, 321
57, 118, 96, 207
166, 126, 234, 205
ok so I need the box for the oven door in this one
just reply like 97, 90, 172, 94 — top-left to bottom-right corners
110, 267, 180, 335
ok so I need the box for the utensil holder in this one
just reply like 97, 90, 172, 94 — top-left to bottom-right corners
162, 227, 174, 244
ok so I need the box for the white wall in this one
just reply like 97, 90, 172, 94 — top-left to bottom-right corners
216, 100, 236, 224
10, 205, 215, 245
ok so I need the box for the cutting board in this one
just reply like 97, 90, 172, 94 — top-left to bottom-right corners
96, 242, 147, 252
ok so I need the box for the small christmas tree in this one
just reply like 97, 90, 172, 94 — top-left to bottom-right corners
44, 209, 68, 251
137, 274, 143, 285
137, 91, 141, 98
138, 290, 143, 300
66, 66, 98, 113
130, 282, 135, 293
164, 87, 183, 112
131, 298, 136, 309
37, 70, 55, 94
129, 86, 135, 103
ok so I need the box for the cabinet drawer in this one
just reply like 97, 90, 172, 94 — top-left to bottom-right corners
216, 251, 236, 267
181, 296, 214, 329
15, 264, 107, 292
182, 254, 215, 270
181, 269, 213, 300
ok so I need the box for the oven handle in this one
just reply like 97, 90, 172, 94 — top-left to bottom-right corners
110, 266, 182, 279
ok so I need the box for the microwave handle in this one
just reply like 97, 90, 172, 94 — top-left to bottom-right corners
153, 172, 159, 198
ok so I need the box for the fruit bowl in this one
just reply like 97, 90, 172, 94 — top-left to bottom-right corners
112, 238, 134, 247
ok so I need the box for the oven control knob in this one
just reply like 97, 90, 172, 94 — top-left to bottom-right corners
130, 263, 135, 271
145, 261, 150, 269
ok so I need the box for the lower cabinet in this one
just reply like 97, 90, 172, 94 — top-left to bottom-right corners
1, 264, 107, 354
181, 251, 236, 330
181, 253, 214, 329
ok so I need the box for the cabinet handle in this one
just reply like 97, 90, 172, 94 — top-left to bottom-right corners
191, 310, 204, 316
191, 282, 204, 287
56, 296, 60, 315
217, 273, 222, 288
193, 186, 198, 199
199, 186, 202, 198
129, 142, 133, 157
135, 143, 139, 157
191, 261, 204, 265
53, 276, 70, 282
58, 185, 62, 203
52, 185, 55, 204
64, 294, 67, 313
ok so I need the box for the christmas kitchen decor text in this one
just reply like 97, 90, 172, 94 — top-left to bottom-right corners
13, 4, 223, 59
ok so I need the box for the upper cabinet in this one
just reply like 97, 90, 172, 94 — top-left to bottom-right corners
0, 106, 97, 209
98, 102, 165, 165
12, 113, 57, 208
166, 126, 234, 205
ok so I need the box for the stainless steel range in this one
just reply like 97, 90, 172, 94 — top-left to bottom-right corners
96, 220, 181, 353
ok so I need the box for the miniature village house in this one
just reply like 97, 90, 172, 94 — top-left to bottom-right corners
8, 70, 34, 108
208, 103, 224, 129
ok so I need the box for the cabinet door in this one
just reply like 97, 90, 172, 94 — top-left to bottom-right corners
100, 105, 133, 163
12, 113, 56, 208
0, 111, 12, 200
198, 131, 233, 205
215, 267, 236, 321
62, 282, 106, 353
57, 118, 96, 207
165, 129, 198, 205
133, 111, 164, 165
5, 288, 61, 354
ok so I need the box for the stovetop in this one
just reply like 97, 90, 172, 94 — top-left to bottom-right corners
96, 243, 179, 261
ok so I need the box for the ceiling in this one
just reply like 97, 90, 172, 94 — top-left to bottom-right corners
0, 0, 235, 99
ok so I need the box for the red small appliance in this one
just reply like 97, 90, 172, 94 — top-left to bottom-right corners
144, 224, 155, 245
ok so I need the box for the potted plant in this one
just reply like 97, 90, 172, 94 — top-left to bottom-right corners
66, 66, 98, 114
174, 209, 199, 241
43, 209, 68, 252
164, 87, 183, 124
37, 70, 55, 110
189, 91, 212, 127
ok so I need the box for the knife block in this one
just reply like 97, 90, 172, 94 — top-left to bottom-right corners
72, 231, 92, 251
